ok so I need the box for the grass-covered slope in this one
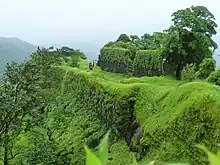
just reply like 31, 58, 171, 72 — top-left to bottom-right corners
136, 82, 220, 164
56, 60, 220, 165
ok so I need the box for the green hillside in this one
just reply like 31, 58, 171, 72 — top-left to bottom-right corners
0, 37, 37, 77
56, 60, 220, 164
0, 46, 220, 165
1, 5, 220, 165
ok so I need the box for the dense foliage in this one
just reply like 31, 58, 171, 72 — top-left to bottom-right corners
164, 6, 218, 79
133, 50, 163, 77
85, 132, 220, 165
196, 58, 216, 79
0, 47, 90, 165
98, 5, 218, 80
1, 5, 220, 165
207, 70, 220, 86
181, 63, 197, 82
98, 47, 133, 73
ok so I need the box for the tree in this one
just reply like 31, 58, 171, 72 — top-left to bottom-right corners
137, 33, 154, 50
105, 41, 137, 60
104, 41, 115, 48
0, 61, 42, 165
207, 69, 220, 86
140, 33, 152, 40
0, 48, 73, 164
130, 35, 140, 42
133, 32, 168, 50
0, 47, 90, 164
181, 63, 197, 82
196, 58, 216, 79
116, 34, 131, 42
165, 6, 218, 79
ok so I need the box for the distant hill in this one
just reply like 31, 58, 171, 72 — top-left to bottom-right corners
0, 37, 37, 78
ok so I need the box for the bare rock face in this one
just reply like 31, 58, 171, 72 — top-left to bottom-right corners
129, 120, 143, 150
134, 126, 143, 142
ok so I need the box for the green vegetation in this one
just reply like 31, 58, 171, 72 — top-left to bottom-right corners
0, 5, 220, 165
181, 64, 197, 82
196, 58, 216, 79
98, 6, 218, 80
133, 50, 163, 77
85, 132, 220, 165
207, 70, 220, 85
99, 47, 132, 73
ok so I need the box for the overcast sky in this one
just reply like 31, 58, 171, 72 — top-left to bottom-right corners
0, 0, 219, 46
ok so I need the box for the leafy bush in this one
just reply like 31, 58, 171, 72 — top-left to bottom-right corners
133, 50, 163, 77
181, 63, 197, 82
207, 70, 220, 86
197, 58, 216, 79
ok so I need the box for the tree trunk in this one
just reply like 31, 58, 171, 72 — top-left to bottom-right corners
175, 64, 182, 80
3, 125, 9, 165
4, 145, 8, 165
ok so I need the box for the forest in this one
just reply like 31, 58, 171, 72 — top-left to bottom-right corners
1, 5, 220, 165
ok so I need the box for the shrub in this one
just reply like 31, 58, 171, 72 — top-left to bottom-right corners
207, 69, 220, 86
197, 58, 216, 79
133, 50, 163, 77
181, 63, 197, 82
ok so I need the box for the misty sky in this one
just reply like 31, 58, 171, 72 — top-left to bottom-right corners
0, 0, 219, 46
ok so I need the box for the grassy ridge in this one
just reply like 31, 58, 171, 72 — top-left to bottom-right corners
136, 82, 220, 164
57, 59, 220, 164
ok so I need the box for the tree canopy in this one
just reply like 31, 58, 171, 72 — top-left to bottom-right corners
165, 5, 218, 79
101, 5, 218, 79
